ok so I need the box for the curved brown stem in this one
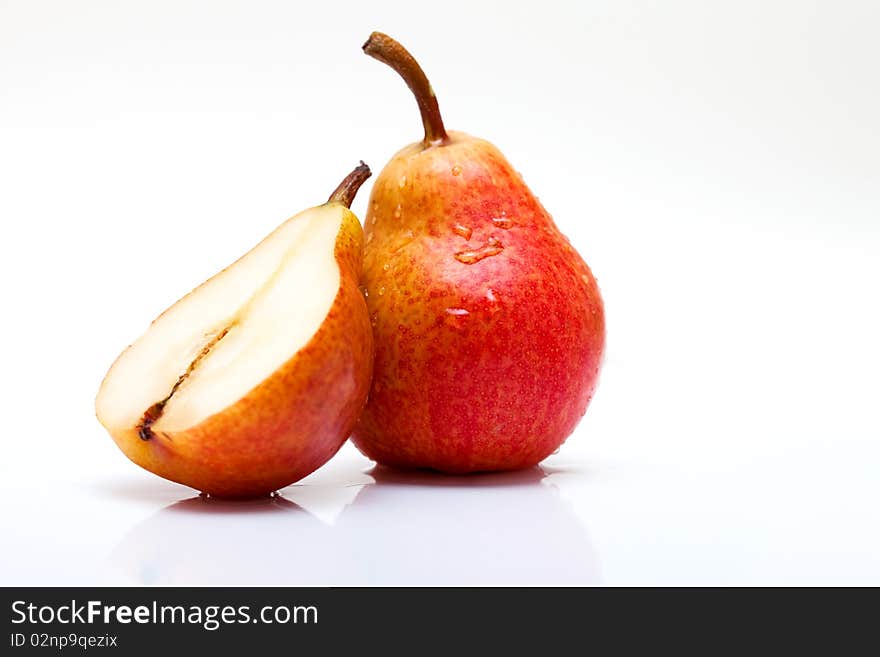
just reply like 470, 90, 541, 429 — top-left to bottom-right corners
363, 32, 449, 146
327, 161, 372, 208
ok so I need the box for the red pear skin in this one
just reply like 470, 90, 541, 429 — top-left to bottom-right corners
352, 131, 605, 473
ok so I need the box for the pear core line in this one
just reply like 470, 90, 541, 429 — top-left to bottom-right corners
137, 325, 232, 440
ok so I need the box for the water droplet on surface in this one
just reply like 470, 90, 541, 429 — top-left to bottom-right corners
394, 204, 402, 219
378, 286, 386, 296
365, 232, 374, 244
486, 288, 502, 312
444, 307, 470, 328
451, 165, 462, 176
454, 236, 504, 264
383, 263, 391, 271
453, 224, 473, 240
371, 216, 377, 225
581, 274, 590, 286
398, 176, 407, 188
391, 229, 415, 253
491, 216, 513, 229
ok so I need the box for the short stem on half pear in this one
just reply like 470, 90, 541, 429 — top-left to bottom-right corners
363, 32, 449, 147
327, 161, 372, 208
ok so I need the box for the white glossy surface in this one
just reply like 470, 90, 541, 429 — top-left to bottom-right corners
1, 0, 879, 585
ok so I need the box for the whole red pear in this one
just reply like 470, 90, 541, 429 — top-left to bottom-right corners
352, 33, 605, 472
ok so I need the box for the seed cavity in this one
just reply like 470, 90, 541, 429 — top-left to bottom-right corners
137, 325, 232, 441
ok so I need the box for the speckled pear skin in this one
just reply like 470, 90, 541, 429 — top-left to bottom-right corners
352, 132, 605, 472
104, 207, 373, 498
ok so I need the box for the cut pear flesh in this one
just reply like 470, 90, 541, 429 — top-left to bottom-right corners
96, 204, 343, 438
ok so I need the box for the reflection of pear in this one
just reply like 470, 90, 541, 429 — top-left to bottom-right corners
340, 467, 601, 585
109, 467, 599, 585
109, 494, 345, 585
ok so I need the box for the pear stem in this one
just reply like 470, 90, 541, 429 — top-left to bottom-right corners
327, 161, 372, 208
363, 32, 449, 146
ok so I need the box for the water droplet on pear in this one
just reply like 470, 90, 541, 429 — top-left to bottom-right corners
454, 236, 504, 264
453, 224, 473, 240
444, 307, 470, 328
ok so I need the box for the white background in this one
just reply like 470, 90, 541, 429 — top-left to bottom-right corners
1, 0, 878, 585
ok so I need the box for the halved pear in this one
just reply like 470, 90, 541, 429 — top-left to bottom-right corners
96, 164, 373, 498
